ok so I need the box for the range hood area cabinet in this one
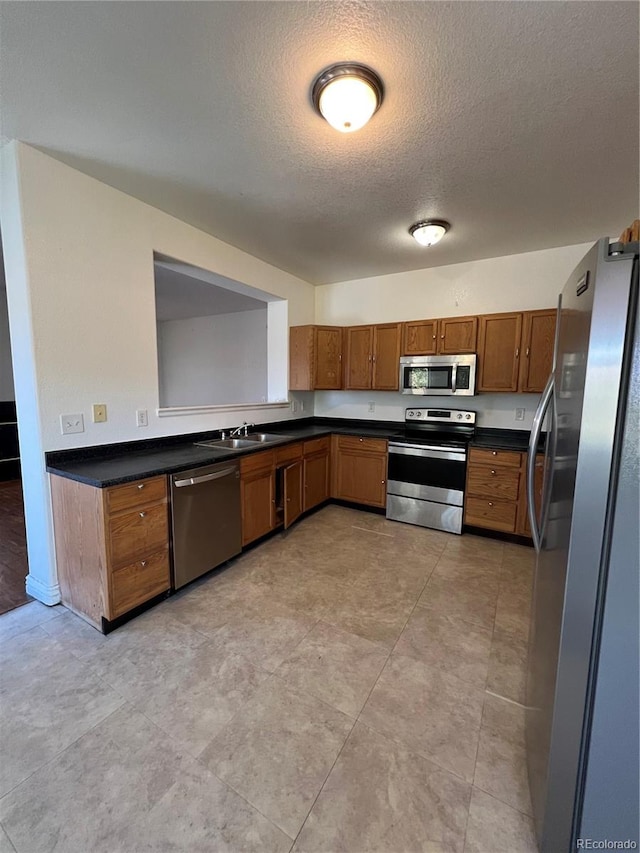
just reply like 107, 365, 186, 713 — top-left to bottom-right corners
344, 323, 401, 391
402, 315, 478, 356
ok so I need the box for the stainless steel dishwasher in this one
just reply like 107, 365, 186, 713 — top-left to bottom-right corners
170, 460, 242, 590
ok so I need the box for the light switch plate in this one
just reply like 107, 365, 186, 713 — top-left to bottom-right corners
368, 401, 376, 413
92, 403, 107, 423
60, 413, 84, 435
515, 407, 526, 421
136, 409, 148, 427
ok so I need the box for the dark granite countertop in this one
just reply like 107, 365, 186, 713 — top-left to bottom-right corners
45, 417, 542, 487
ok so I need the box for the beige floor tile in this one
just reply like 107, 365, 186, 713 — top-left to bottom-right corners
494, 587, 531, 642
417, 572, 499, 629
394, 608, 493, 688
481, 693, 526, 748
486, 628, 529, 704
464, 788, 537, 853
276, 621, 389, 717
473, 726, 532, 815
431, 556, 503, 589
322, 582, 415, 647
294, 722, 471, 853
0, 704, 289, 853
200, 678, 353, 838
39, 608, 111, 659
360, 654, 485, 781
0, 600, 62, 642
91, 637, 269, 757
0, 627, 125, 797
444, 535, 505, 562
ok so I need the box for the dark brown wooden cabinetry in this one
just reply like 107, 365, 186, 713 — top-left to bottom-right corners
240, 450, 276, 546
303, 437, 330, 512
51, 474, 170, 630
477, 313, 524, 392
518, 310, 556, 393
402, 316, 477, 356
344, 323, 401, 391
331, 435, 388, 508
289, 325, 343, 390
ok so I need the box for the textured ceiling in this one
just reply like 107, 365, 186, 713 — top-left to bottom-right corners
1, 2, 638, 284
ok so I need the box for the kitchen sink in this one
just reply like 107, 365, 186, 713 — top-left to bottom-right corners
245, 433, 291, 443
194, 433, 292, 451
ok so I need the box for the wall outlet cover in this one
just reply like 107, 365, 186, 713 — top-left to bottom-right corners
368, 401, 376, 413
136, 409, 149, 427
515, 407, 526, 421
92, 403, 107, 423
290, 400, 298, 413
60, 413, 84, 435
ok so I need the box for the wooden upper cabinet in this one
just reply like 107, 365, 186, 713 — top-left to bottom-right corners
438, 316, 478, 354
345, 325, 374, 389
402, 319, 438, 355
477, 312, 523, 392
519, 310, 556, 393
372, 323, 401, 390
401, 316, 477, 356
289, 325, 342, 391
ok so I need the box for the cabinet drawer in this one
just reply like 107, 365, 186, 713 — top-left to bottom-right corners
465, 496, 518, 533
275, 442, 303, 466
303, 436, 330, 457
336, 435, 387, 454
468, 447, 522, 468
240, 449, 275, 476
108, 502, 169, 567
106, 476, 167, 514
110, 549, 170, 619
467, 466, 521, 501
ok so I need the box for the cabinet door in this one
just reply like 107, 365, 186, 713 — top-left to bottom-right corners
304, 452, 330, 512
477, 313, 523, 392
345, 326, 373, 389
438, 316, 478, 354
241, 470, 275, 546
518, 454, 545, 537
284, 461, 303, 529
519, 310, 556, 393
402, 319, 438, 355
314, 327, 343, 390
335, 450, 387, 507
372, 323, 401, 390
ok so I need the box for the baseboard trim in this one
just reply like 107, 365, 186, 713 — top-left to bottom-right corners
25, 574, 61, 606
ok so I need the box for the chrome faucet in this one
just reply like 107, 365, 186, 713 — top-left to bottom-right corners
229, 422, 255, 437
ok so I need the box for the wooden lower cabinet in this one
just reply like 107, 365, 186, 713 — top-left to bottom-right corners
283, 460, 304, 528
303, 437, 330, 512
331, 435, 388, 508
51, 474, 170, 631
240, 450, 276, 546
464, 446, 544, 538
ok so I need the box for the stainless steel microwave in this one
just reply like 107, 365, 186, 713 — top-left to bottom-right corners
399, 354, 477, 396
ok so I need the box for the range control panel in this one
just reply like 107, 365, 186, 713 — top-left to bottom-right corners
405, 408, 476, 424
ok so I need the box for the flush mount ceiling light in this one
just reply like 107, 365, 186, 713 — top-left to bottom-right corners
311, 63, 384, 133
409, 220, 451, 247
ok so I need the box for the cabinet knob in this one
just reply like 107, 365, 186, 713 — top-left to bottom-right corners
381, 480, 385, 484
441, 334, 445, 339
286, 497, 291, 502
432, 334, 437, 339
491, 469, 496, 475
140, 560, 147, 567
525, 347, 530, 357
488, 502, 494, 507
515, 347, 520, 358
359, 438, 363, 442
139, 511, 146, 518
137, 483, 145, 490
492, 451, 498, 456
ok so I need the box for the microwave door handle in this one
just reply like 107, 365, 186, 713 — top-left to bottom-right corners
451, 364, 457, 394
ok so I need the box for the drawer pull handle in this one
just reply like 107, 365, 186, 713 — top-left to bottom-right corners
140, 560, 147, 567
488, 502, 494, 507
137, 484, 145, 490
491, 469, 496, 475
492, 451, 498, 456
139, 511, 146, 518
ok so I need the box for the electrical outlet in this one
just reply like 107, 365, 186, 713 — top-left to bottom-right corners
60, 413, 84, 435
515, 407, 525, 421
290, 400, 298, 414
300, 400, 304, 412
92, 403, 107, 423
368, 401, 376, 414
136, 409, 148, 427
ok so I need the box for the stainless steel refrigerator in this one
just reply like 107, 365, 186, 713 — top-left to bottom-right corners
526, 237, 639, 852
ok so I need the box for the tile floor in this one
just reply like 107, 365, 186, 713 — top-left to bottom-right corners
0, 505, 538, 852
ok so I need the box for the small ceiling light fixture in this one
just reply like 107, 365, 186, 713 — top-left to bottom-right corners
409, 219, 451, 247
311, 62, 384, 133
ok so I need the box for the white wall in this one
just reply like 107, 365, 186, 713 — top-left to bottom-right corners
157, 309, 268, 407
0, 284, 15, 401
315, 242, 592, 428
0, 142, 315, 604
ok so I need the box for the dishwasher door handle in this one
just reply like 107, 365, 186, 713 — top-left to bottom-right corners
174, 467, 238, 488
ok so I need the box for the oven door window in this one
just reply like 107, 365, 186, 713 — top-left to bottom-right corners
388, 449, 466, 492
403, 366, 453, 391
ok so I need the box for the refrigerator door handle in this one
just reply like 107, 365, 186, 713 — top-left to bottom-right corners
528, 372, 554, 552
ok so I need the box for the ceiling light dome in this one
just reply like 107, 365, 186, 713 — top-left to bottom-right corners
409, 220, 451, 247
311, 63, 384, 133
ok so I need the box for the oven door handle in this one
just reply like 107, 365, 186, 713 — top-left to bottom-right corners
389, 443, 466, 462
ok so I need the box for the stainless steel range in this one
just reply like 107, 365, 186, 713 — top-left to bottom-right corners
386, 408, 476, 534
